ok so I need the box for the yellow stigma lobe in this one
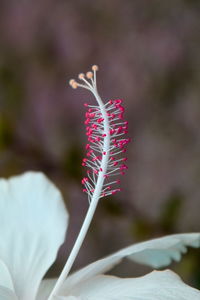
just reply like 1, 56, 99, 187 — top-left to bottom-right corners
78, 73, 85, 80
86, 72, 93, 79
92, 65, 98, 71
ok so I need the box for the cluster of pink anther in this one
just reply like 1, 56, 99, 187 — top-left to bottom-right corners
81, 98, 130, 200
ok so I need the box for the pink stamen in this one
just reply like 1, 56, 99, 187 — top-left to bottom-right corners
82, 99, 130, 199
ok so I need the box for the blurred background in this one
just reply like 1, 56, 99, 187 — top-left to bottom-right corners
0, 0, 200, 288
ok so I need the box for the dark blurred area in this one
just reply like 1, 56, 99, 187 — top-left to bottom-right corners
0, 0, 200, 288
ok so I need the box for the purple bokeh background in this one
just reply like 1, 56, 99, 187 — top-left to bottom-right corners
0, 0, 200, 282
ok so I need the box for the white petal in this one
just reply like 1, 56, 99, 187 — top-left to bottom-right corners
62, 233, 200, 292
0, 172, 68, 300
0, 260, 14, 291
36, 279, 56, 300
56, 297, 80, 300
60, 270, 200, 300
118, 233, 200, 268
0, 286, 18, 300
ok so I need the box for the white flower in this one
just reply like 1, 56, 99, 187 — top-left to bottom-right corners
0, 171, 200, 300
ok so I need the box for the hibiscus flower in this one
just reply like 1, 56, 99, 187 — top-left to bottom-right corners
1, 66, 200, 300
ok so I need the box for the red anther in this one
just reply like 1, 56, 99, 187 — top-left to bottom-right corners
89, 113, 95, 118
82, 163, 85, 166
83, 158, 87, 162
107, 186, 111, 190
91, 189, 94, 193
110, 156, 115, 161
102, 133, 107, 137
115, 99, 122, 104
109, 100, 113, 104
92, 156, 98, 162
103, 151, 107, 155
88, 108, 93, 112
115, 103, 124, 110
122, 149, 127, 153
123, 130, 128, 134
118, 113, 123, 119
83, 189, 87, 192
120, 171, 125, 175
85, 118, 90, 125
111, 114, 115, 119
97, 118, 104, 123
117, 126, 123, 133
109, 129, 114, 135
86, 150, 92, 157
116, 179, 121, 184
88, 128, 93, 135
120, 164, 128, 170
94, 169, 98, 174
115, 103, 121, 108
92, 124, 98, 129
122, 157, 128, 161
103, 174, 109, 178
119, 107, 125, 112
84, 103, 88, 107
95, 137, 101, 142
86, 144, 90, 150
81, 177, 89, 184
99, 168, 103, 172
113, 161, 118, 166
107, 112, 111, 116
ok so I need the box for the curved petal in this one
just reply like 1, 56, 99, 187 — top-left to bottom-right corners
0, 286, 18, 300
62, 233, 200, 292
0, 260, 14, 291
0, 172, 68, 300
59, 270, 200, 300
36, 279, 57, 300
